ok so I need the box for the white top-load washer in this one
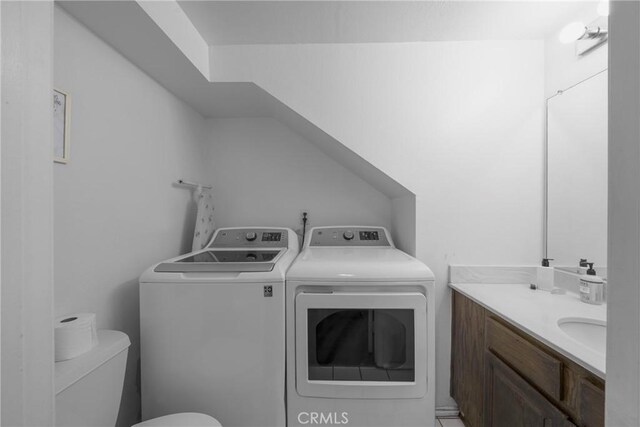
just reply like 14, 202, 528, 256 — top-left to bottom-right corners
139, 227, 299, 427
286, 226, 436, 427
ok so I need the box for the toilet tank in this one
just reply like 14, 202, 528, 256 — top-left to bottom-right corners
55, 330, 131, 427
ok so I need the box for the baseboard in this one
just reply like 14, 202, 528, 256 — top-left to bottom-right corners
435, 406, 460, 418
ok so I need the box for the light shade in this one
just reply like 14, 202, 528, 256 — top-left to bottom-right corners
559, 22, 587, 44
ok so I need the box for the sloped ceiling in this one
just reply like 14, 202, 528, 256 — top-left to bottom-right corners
58, 1, 272, 117
60, 0, 593, 119
59, 1, 588, 198
60, 1, 592, 198
57, 0, 412, 198
56, 0, 582, 242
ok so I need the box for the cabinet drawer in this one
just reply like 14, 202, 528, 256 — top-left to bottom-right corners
486, 316, 563, 401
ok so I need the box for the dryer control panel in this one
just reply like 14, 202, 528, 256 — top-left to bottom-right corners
308, 226, 392, 247
209, 228, 290, 248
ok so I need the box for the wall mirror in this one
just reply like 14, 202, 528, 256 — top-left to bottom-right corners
546, 70, 608, 277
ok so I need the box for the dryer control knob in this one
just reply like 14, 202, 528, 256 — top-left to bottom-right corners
343, 231, 355, 240
245, 232, 257, 241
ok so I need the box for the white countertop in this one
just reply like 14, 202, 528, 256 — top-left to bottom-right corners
449, 282, 606, 379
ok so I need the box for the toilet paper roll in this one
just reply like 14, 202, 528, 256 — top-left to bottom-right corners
55, 313, 99, 362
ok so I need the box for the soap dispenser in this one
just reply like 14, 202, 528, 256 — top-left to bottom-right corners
578, 258, 589, 275
579, 263, 605, 305
536, 258, 555, 290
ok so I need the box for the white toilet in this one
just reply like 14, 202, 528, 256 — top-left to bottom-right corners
55, 329, 221, 427
133, 413, 221, 427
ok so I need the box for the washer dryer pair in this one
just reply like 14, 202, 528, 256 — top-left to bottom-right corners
140, 225, 435, 427
286, 226, 436, 427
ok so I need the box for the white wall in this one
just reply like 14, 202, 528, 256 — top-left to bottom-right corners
606, 2, 640, 425
54, 7, 208, 426
211, 41, 545, 409
391, 195, 416, 255
204, 117, 392, 234
1, 2, 55, 425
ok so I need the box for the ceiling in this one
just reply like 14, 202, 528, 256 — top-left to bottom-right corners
178, 1, 595, 46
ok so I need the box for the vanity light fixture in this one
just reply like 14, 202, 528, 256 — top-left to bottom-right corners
559, 22, 607, 44
558, 18, 608, 56
559, 22, 591, 44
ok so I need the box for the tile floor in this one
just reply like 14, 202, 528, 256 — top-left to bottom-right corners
437, 417, 465, 427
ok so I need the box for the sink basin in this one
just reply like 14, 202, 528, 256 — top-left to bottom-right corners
557, 317, 606, 354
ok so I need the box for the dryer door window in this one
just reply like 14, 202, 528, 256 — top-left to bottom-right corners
308, 308, 414, 382
295, 292, 427, 399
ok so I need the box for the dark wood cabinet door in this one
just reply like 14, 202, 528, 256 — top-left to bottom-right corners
484, 351, 568, 427
451, 291, 486, 427
579, 378, 605, 427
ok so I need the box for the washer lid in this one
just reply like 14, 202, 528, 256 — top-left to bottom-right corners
287, 247, 434, 282
154, 249, 283, 273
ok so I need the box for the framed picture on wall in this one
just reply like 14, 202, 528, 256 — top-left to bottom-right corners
53, 88, 70, 163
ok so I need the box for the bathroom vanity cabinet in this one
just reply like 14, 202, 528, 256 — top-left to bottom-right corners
451, 291, 604, 427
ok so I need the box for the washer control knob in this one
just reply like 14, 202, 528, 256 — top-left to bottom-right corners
343, 231, 355, 240
245, 232, 257, 241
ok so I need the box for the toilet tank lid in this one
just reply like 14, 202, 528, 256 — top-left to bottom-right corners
133, 413, 222, 427
55, 329, 131, 395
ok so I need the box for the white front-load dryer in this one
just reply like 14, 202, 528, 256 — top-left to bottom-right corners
139, 227, 299, 427
285, 226, 436, 427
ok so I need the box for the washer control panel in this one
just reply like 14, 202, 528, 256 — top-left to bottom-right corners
308, 227, 392, 247
209, 228, 289, 248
